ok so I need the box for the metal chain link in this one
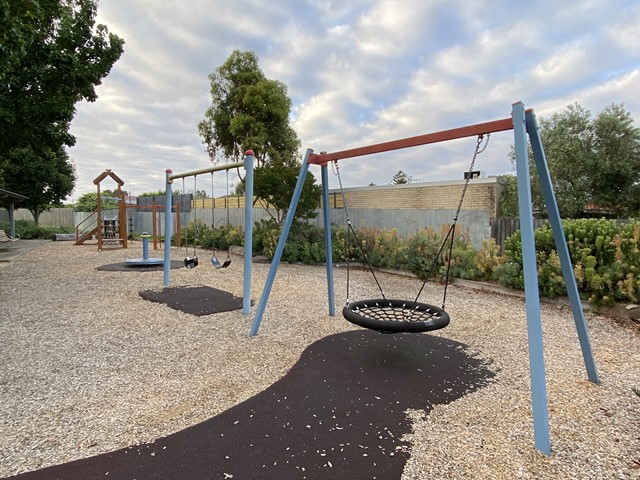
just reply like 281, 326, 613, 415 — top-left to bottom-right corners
453, 133, 490, 222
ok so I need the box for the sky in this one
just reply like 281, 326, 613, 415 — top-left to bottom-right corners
67, 0, 640, 200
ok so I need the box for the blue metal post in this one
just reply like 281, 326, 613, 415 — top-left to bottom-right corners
243, 151, 255, 315
513, 101, 551, 456
250, 149, 313, 336
163, 169, 173, 286
525, 109, 599, 384
9, 203, 15, 238
321, 164, 336, 316
142, 234, 150, 260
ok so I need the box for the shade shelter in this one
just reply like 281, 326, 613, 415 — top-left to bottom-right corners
0, 188, 28, 238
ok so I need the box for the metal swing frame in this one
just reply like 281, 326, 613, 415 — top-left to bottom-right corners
162, 151, 255, 315
250, 102, 600, 456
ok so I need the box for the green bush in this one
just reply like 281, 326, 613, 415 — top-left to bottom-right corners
446, 236, 481, 280
405, 227, 445, 280
496, 218, 640, 305
475, 238, 503, 278
0, 219, 73, 239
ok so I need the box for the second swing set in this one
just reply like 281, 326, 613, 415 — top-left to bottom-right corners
182, 171, 234, 270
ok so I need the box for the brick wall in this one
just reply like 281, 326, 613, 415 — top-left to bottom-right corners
328, 177, 504, 217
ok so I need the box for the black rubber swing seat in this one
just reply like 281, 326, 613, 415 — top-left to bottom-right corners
342, 299, 450, 333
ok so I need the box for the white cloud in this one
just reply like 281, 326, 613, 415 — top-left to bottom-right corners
62, 0, 640, 198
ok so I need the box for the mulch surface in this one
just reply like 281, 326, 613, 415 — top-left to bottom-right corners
96, 260, 184, 272
138, 285, 245, 316
8, 330, 494, 480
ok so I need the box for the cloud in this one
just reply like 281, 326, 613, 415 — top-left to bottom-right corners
65, 0, 640, 200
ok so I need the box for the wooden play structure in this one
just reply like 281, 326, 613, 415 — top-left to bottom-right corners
75, 170, 183, 252
75, 169, 128, 250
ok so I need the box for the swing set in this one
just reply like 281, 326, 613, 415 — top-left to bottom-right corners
180, 170, 234, 269
162, 151, 255, 315
250, 102, 600, 456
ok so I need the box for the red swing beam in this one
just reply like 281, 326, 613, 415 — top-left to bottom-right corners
308, 116, 516, 165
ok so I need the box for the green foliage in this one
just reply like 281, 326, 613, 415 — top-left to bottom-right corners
198, 50, 315, 224
179, 219, 244, 253
74, 189, 118, 212
282, 222, 325, 264
446, 236, 481, 280
589, 103, 640, 216
475, 238, 503, 277
198, 223, 243, 250
502, 103, 640, 219
252, 219, 281, 259
0, 0, 124, 223
198, 50, 300, 168
405, 227, 444, 280
251, 220, 326, 264
497, 175, 519, 217
253, 159, 321, 223
0, 219, 72, 239
1, 146, 76, 223
496, 218, 640, 305
138, 189, 165, 197
390, 170, 413, 185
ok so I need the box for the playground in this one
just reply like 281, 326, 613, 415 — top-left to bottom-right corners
0, 239, 638, 479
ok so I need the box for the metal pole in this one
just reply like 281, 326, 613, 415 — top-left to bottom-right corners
243, 151, 254, 315
163, 169, 173, 286
513, 101, 550, 456
168, 161, 245, 182
250, 149, 313, 336
525, 109, 599, 384
321, 164, 336, 316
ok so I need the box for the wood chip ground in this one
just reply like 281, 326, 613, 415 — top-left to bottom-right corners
0, 241, 638, 479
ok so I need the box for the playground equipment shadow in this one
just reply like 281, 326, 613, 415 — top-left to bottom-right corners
6, 330, 493, 480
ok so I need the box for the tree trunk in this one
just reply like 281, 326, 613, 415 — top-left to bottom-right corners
31, 208, 41, 226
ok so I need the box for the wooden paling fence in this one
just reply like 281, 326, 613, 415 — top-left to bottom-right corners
490, 217, 547, 252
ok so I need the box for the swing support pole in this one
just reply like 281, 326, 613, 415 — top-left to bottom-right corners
250, 102, 599, 457
163, 154, 254, 316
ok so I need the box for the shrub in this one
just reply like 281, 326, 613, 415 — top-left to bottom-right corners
474, 238, 503, 279
496, 218, 640, 305
405, 227, 444, 280
0, 220, 73, 239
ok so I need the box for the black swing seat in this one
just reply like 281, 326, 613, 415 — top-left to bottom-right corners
343, 298, 450, 333
184, 256, 199, 268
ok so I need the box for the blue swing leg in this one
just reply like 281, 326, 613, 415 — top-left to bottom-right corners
250, 149, 313, 336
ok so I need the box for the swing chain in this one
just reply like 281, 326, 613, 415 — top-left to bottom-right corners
453, 133, 490, 223
333, 160, 386, 303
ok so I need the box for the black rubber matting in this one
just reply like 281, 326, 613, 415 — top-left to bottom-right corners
6, 330, 494, 480
97, 260, 184, 272
138, 284, 246, 316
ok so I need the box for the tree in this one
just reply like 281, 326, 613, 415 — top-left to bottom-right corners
502, 103, 640, 218
198, 50, 300, 168
0, 0, 125, 223
74, 189, 119, 212
497, 175, 519, 217
253, 160, 321, 223
589, 103, 640, 216
2, 146, 75, 222
390, 170, 413, 185
199, 50, 320, 223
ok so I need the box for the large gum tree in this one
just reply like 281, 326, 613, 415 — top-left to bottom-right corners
198, 50, 320, 223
